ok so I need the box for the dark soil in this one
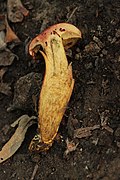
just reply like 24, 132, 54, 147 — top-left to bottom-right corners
0, 0, 120, 179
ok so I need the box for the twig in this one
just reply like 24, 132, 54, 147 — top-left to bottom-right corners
30, 164, 39, 180
66, 7, 78, 22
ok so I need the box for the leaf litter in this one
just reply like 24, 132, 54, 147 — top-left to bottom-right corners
7, 0, 29, 23
0, 48, 18, 95
64, 125, 100, 155
0, 2, 26, 96
0, 0, 37, 164
0, 31, 6, 50
0, 14, 19, 95
0, 49, 18, 66
5, 15, 21, 44
0, 115, 37, 163
74, 125, 100, 139
0, 82, 11, 96
0, 67, 8, 80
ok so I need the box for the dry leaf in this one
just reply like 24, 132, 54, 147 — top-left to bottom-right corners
74, 125, 100, 139
0, 115, 37, 163
0, 14, 6, 31
29, 23, 81, 152
0, 48, 18, 96
7, 0, 29, 23
0, 67, 8, 80
0, 82, 11, 95
0, 31, 6, 50
0, 49, 18, 66
0, 15, 6, 50
5, 16, 21, 44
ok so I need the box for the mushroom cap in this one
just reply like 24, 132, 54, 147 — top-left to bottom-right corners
29, 23, 82, 57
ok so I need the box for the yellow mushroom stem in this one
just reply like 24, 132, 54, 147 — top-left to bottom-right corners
29, 23, 81, 152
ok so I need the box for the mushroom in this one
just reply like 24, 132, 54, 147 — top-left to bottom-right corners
29, 23, 81, 152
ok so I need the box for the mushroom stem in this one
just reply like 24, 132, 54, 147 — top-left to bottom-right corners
29, 23, 81, 152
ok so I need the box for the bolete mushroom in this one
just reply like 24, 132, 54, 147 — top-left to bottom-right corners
29, 23, 81, 152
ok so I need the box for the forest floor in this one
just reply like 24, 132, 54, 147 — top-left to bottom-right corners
0, 0, 120, 179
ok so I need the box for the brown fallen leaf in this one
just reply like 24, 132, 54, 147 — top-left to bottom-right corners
0, 49, 18, 66
0, 82, 11, 95
29, 23, 81, 152
0, 48, 18, 96
5, 16, 21, 44
0, 14, 6, 31
0, 115, 37, 163
0, 15, 6, 50
0, 67, 8, 80
74, 125, 100, 139
7, 0, 29, 23
0, 31, 6, 50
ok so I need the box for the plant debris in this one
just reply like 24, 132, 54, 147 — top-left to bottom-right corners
0, 31, 6, 50
7, 0, 29, 23
0, 67, 7, 80
0, 14, 21, 46
0, 82, 11, 96
0, 14, 6, 31
0, 49, 18, 66
5, 16, 21, 44
0, 15, 20, 96
98, 110, 114, 134
30, 164, 39, 180
64, 138, 79, 156
0, 115, 37, 163
74, 125, 100, 139
0, 49, 18, 95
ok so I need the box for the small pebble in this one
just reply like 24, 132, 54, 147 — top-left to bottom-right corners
114, 127, 120, 137
116, 141, 120, 148
115, 29, 120, 38
76, 47, 80, 53
75, 53, 82, 60
97, 25, 102, 31
102, 49, 107, 55
84, 62, 93, 69
31, 154, 40, 163
93, 36, 104, 48
66, 49, 72, 58
111, 37, 116, 44
84, 41, 101, 54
